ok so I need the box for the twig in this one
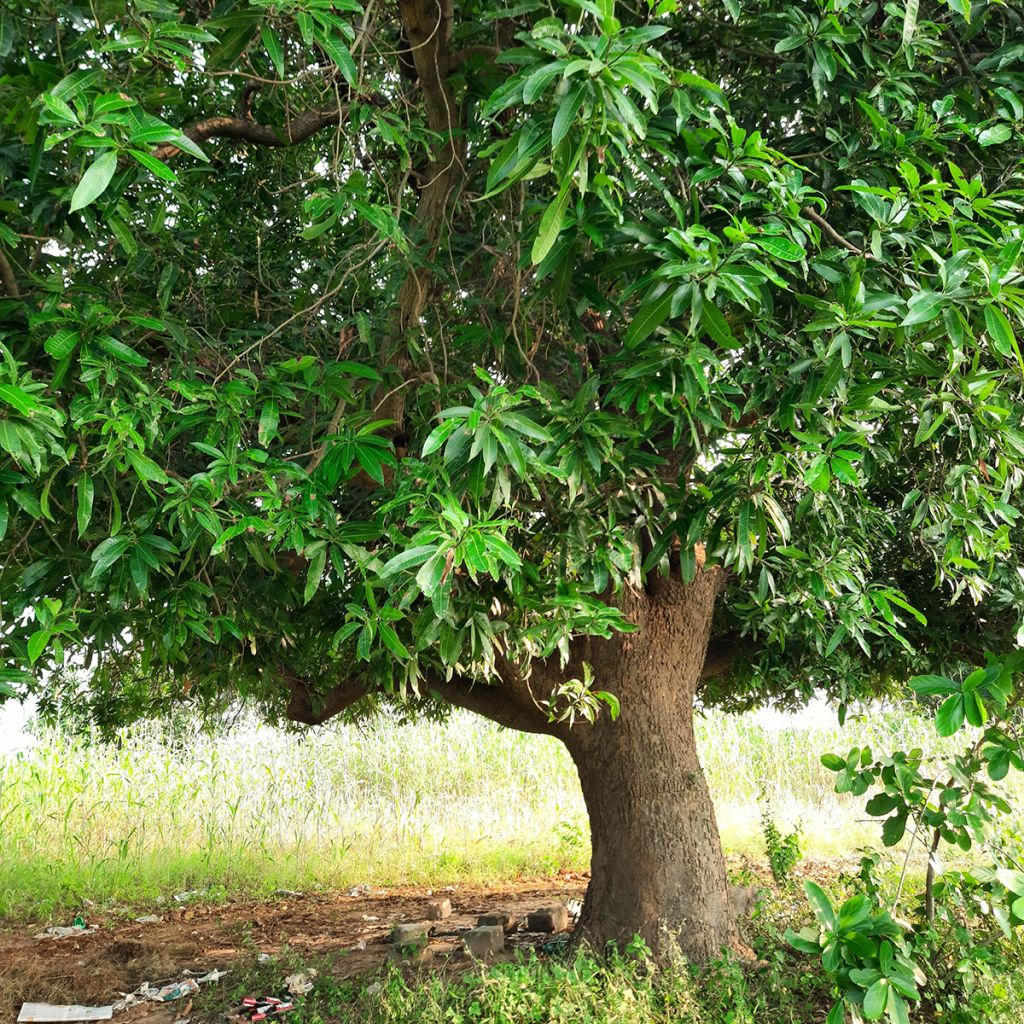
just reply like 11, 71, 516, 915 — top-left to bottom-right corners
801, 206, 872, 258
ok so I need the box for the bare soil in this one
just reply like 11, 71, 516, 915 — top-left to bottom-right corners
0, 875, 589, 1023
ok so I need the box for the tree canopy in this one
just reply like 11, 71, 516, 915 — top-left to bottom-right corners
1, 0, 1023, 729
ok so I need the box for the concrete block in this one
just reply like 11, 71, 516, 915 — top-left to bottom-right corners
477, 912, 518, 933
526, 906, 570, 933
392, 923, 429, 948
425, 898, 452, 920
464, 924, 504, 958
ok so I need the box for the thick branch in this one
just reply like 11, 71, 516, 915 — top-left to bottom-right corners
282, 658, 558, 736
428, 674, 559, 736
152, 105, 350, 161
0, 249, 20, 298
282, 664, 367, 725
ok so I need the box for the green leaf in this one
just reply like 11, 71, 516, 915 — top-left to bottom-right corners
909, 674, 959, 696
863, 980, 888, 1020
758, 236, 805, 262
0, 383, 41, 417
995, 868, 1024, 895
978, 124, 1012, 147
821, 753, 846, 771
91, 535, 131, 575
865, 793, 900, 816
96, 335, 149, 366
901, 0, 919, 46
935, 693, 966, 737
69, 150, 118, 212
261, 24, 285, 78
804, 881, 834, 925
416, 549, 448, 597
129, 149, 179, 183
804, 454, 831, 493
900, 291, 946, 327
378, 621, 410, 659
624, 288, 674, 348
380, 544, 438, 578
531, 181, 572, 264
44, 328, 80, 359
984, 305, 1018, 362
552, 81, 587, 148
825, 1001, 845, 1024
76, 476, 94, 537
421, 419, 460, 457
304, 547, 327, 604
701, 302, 739, 349
125, 449, 169, 485
882, 811, 908, 846
315, 29, 356, 86
258, 400, 279, 446
27, 629, 50, 665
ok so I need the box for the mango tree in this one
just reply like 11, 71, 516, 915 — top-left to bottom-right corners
1, 0, 1023, 959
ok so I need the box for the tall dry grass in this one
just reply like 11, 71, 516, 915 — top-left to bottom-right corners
0, 704, 1000, 919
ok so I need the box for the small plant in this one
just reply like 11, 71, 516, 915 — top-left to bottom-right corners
760, 795, 802, 884
787, 882, 923, 1024
794, 651, 1024, 1024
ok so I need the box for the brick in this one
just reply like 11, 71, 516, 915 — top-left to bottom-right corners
477, 912, 518, 933
464, 924, 504, 958
526, 906, 570, 933
425, 898, 452, 920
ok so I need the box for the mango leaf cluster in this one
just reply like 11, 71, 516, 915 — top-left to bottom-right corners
0, 0, 1022, 718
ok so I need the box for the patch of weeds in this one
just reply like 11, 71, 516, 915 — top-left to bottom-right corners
759, 795, 802, 885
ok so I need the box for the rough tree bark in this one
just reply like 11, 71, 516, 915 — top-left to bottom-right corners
284, 568, 739, 962
560, 571, 738, 958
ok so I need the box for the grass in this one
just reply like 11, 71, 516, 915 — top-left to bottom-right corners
0, 702, 997, 921
194, 940, 835, 1024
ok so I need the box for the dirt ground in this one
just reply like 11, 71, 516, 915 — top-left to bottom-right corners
0, 876, 589, 1023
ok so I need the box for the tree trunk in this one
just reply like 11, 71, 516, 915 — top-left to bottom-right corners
563, 571, 739, 960
285, 568, 739, 961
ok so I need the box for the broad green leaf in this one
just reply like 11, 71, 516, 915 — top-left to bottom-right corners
978, 124, 1012, 147
804, 880, 834, 925
304, 547, 327, 604
129, 149, 179, 183
125, 449, 169, 484
902, 0, 919, 46
909, 674, 959, 696
531, 181, 572, 264
69, 150, 118, 212
261, 24, 285, 78
984, 305, 1018, 362
552, 81, 587, 148
0, 383, 41, 416
935, 693, 965, 736
863, 980, 889, 1020
624, 288, 674, 348
27, 629, 50, 665
758, 236, 805, 262
701, 302, 739, 349
96, 335, 149, 366
380, 544, 438, 577
44, 328, 80, 359
900, 291, 946, 327
91, 535, 131, 575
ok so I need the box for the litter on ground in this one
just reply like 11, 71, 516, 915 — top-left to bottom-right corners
17, 1005, 113, 1023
